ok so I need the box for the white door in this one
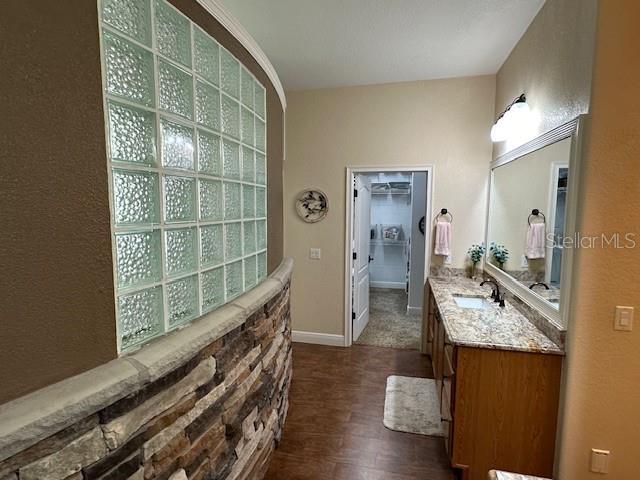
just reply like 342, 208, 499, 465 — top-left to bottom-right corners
353, 175, 371, 341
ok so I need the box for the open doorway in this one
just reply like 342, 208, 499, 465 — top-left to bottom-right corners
345, 167, 432, 350
546, 164, 568, 287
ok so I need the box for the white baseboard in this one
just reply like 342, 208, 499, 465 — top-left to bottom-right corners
370, 281, 405, 289
292, 330, 346, 347
406, 306, 423, 315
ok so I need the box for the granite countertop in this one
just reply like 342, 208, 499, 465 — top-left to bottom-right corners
488, 470, 550, 480
429, 276, 563, 355
533, 285, 561, 304
516, 279, 561, 304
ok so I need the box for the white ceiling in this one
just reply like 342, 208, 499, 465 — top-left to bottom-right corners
219, 0, 545, 91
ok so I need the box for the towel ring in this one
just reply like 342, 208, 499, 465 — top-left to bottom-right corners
527, 209, 546, 226
436, 208, 453, 224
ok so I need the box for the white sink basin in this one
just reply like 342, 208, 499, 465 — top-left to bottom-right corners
453, 295, 493, 309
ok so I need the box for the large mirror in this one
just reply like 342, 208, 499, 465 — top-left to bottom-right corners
486, 118, 583, 326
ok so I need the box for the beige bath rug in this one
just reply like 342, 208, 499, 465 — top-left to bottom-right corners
383, 375, 446, 436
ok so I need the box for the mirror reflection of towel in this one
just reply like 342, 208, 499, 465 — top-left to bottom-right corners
434, 222, 451, 256
526, 223, 546, 259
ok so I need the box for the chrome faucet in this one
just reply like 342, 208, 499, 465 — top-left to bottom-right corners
480, 279, 501, 302
529, 282, 550, 290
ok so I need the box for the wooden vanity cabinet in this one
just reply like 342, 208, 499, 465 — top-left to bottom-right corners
425, 292, 436, 355
425, 284, 563, 480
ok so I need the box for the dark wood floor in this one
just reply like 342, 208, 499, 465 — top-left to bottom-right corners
264, 343, 453, 479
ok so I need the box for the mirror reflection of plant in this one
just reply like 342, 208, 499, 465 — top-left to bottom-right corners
490, 242, 509, 269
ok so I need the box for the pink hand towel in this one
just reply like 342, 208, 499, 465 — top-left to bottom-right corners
434, 222, 451, 256
525, 222, 546, 259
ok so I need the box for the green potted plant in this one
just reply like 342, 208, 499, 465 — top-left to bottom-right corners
489, 242, 509, 270
467, 243, 485, 279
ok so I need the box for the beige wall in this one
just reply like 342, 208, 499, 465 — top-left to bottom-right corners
557, 1, 640, 478
0, 0, 285, 405
285, 76, 495, 335
0, 0, 118, 405
494, 0, 597, 157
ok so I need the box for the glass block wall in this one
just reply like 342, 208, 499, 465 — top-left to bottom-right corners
98, 0, 267, 352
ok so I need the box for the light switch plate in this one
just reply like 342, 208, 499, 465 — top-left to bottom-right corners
614, 306, 634, 331
591, 448, 610, 473
309, 248, 321, 260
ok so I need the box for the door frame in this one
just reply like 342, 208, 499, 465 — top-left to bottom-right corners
344, 165, 434, 347
545, 162, 569, 284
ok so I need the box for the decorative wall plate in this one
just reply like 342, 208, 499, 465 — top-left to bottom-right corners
296, 189, 328, 223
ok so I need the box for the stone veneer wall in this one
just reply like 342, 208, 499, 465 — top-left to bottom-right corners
0, 259, 293, 480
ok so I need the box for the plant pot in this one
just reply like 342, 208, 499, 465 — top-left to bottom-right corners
470, 263, 477, 280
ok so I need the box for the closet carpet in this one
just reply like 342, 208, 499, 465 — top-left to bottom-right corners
355, 288, 421, 350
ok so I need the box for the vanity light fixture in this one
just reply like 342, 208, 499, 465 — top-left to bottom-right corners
491, 93, 531, 142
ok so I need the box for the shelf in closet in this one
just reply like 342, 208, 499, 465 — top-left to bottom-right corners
371, 181, 411, 196
371, 191, 411, 195
370, 240, 408, 246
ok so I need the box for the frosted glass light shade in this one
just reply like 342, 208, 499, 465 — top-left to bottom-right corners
491, 118, 507, 142
510, 100, 530, 116
491, 100, 532, 143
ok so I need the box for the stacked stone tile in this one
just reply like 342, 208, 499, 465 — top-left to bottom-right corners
0, 279, 292, 480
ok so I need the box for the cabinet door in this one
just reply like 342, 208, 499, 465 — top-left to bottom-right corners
443, 342, 455, 417
434, 310, 444, 395
451, 347, 562, 480
440, 342, 454, 455
425, 288, 436, 356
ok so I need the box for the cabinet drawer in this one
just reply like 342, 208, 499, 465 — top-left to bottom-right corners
441, 381, 452, 421
443, 342, 456, 426
441, 386, 454, 456
443, 348, 454, 409
443, 377, 453, 417
444, 343, 455, 377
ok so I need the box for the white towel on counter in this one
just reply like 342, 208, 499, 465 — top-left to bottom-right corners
434, 222, 451, 256
525, 222, 546, 259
